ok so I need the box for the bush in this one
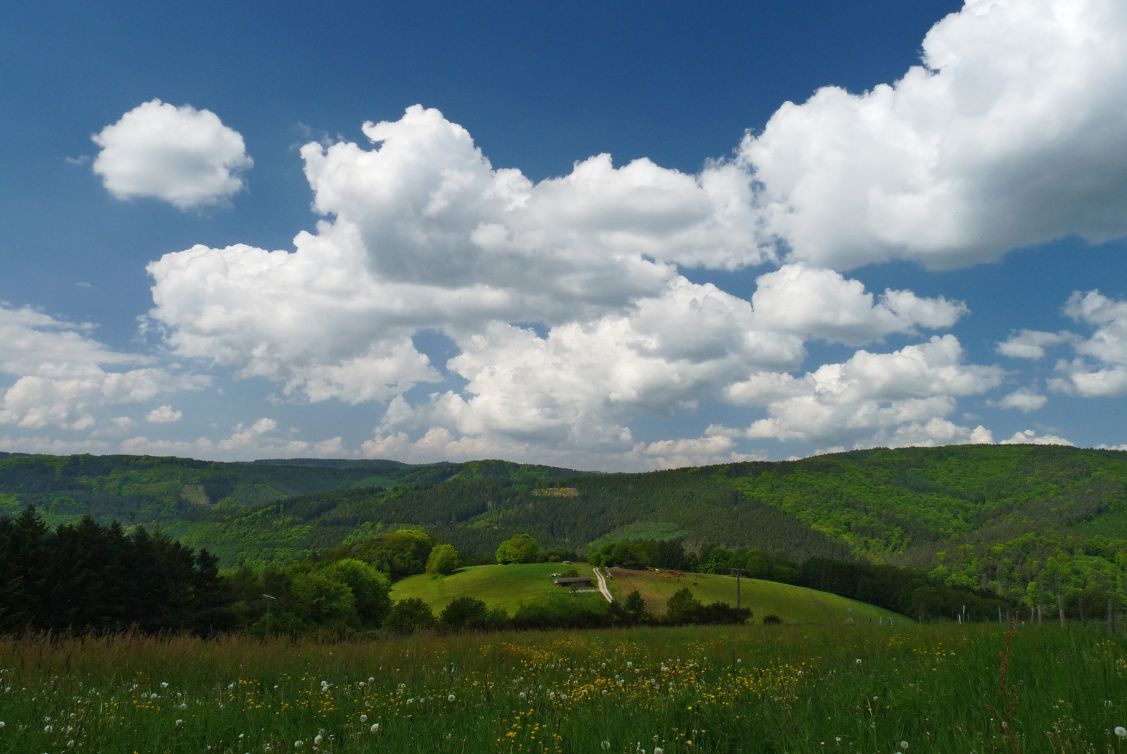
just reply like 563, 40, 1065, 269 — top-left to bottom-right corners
325, 559, 392, 627
425, 544, 462, 575
762, 614, 783, 625
386, 598, 436, 635
439, 596, 491, 630
496, 534, 541, 564
664, 588, 703, 624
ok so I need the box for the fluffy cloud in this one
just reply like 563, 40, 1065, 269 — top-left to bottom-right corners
741, 0, 1127, 269
997, 329, 1073, 360
0, 303, 205, 431
145, 404, 182, 424
749, 264, 965, 344
728, 335, 1003, 446
92, 99, 252, 210
994, 388, 1048, 413
148, 105, 972, 422
375, 279, 804, 454
120, 417, 344, 461
1049, 291, 1127, 397
1001, 429, 1074, 446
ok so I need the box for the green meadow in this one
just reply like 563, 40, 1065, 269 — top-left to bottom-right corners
606, 568, 895, 625
0, 624, 1124, 753
392, 562, 608, 614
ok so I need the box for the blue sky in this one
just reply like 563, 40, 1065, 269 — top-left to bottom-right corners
2, 0, 1126, 469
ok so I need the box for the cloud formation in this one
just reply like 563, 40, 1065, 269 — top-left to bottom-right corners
741, 0, 1127, 269
728, 335, 1002, 447
1049, 291, 1127, 396
92, 99, 252, 209
0, 304, 204, 431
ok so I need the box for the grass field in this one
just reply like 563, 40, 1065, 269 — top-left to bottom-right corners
0, 624, 1124, 753
607, 568, 896, 624
391, 562, 608, 615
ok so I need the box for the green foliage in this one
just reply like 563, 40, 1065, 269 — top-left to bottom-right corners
4, 446, 1127, 606
333, 527, 435, 580
1, 625, 1125, 753
426, 543, 462, 575
386, 598, 435, 634
438, 596, 499, 631
495, 533, 541, 564
324, 559, 392, 627
664, 587, 704, 623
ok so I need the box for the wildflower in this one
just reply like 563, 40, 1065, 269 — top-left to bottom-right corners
175, 719, 184, 727
855, 659, 862, 665
1115, 726, 1127, 738
448, 694, 456, 702
44, 725, 54, 733
294, 742, 303, 749
360, 714, 368, 722
900, 742, 909, 750
313, 733, 323, 746
601, 742, 611, 751
67, 740, 75, 748
655, 748, 664, 754
0, 721, 5, 728
370, 723, 380, 734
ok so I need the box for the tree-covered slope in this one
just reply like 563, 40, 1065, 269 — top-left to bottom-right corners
2, 445, 1125, 602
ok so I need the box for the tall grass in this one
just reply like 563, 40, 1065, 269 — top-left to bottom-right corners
0, 624, 1123, 753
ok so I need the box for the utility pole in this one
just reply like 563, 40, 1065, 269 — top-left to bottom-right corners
263, 593, 277, 630
730, 568, 746, 610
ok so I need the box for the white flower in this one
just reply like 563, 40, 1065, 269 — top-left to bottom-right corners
313, 733, 323, 746
67, 740, 75, 748
175, 719, 184, 727
360, 714, 368, 723
370, 723, 380, 734
601, 742, 611, 751
855, 658, 862, 665
294, 742, 303, 749
448, 693, 456, 702
900, 742, 909, 750
44, 725, 54, 733
1115, 726, 1127, 738
0, 721, 5, 728
655, 748, 664, 754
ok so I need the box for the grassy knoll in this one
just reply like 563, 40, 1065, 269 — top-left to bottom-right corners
391, 561, 607, 615
607, 567, 895, 624
0, 624, 1123, 753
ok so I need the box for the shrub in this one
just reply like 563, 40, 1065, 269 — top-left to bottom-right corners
425, 544, 462, 575
496, 534, 541, 564
386, 598, 436, 635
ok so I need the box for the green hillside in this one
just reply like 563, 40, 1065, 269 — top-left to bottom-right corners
606, 567, 894, 624
391, 562, 606, 615
390, 561, 890, 625
2, 445, 1126, 603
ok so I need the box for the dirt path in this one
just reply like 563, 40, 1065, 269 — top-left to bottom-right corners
592, 566, 613, 603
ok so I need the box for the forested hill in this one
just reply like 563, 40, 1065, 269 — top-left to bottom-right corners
1, 444, 1125, 602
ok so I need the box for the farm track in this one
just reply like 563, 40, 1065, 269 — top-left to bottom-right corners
593, 566, 613, 602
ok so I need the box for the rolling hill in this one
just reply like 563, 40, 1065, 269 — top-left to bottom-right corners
390, 561, 894, 624
1, 444, 1125, 602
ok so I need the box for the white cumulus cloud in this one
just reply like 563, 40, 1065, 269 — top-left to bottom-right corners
740, 0, 1127, 270
729, 335, 1003, 446
145, 404, 182, 424
1049, 291, 1127, 397
92, 99, 252, 210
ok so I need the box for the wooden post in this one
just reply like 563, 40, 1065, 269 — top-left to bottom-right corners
998, 606, 1003, 624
